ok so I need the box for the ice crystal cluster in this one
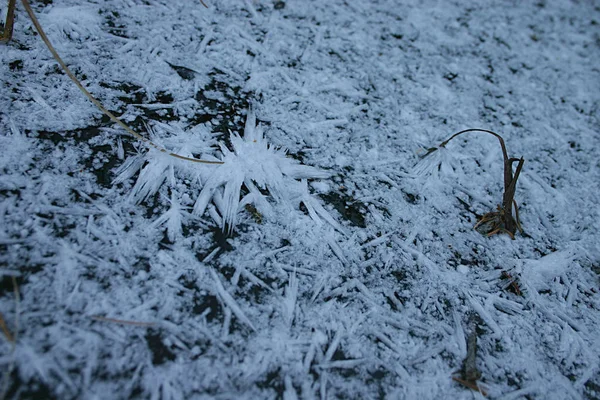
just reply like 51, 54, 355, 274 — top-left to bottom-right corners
115, 109, 333, 237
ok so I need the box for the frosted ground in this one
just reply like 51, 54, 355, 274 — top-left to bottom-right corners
1, 0, 599, 398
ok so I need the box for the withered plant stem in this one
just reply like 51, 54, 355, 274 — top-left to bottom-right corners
0, 0, 16, 43
12, 0, 223, 165
438, 128, 524, 237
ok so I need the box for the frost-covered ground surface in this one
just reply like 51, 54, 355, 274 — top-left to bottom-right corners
1, 0, 599, 399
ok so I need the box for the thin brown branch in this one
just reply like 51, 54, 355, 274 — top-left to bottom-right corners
90, 315, 155, 327
0, 0, 16, 43
19, 0, 223, 165
0, 313, 13, 343
0, 277, 19, 343
463, 323, 481, 382
453, 314, 487, 396
427, 128, 525, 238
452, 376, 488, 397
439, 128, 509, 163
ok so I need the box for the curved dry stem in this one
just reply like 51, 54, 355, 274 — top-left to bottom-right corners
429, 128, 525, 238
20, 0, 223, 165
439, 128, 509, 163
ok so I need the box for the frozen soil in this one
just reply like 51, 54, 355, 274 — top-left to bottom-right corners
0, 0, 599, 399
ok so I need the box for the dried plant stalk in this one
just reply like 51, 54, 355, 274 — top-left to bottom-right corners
0, 312, 13, 343
424, 129, 524, 238
4, 0, 223, 165
90, 315, 155, 327
0, 0, 16, 43
452, 314, 487, 396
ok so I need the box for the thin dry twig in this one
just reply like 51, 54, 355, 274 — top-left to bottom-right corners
453, 314, 487, 396
0, 0, 16, 43
10, 0, 222, 165
0, 276, 19, 344
90, 315, 155, 327
500, 271, 523, 296
462, 324, 481, 382
452, 376, 488, 396
0, 313, 13, 343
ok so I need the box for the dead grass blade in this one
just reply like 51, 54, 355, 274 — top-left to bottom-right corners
90, 315, 155, 327
0, 0, 16, 43
14, 0, 222, 165
452, 313, 488, 396
423, 128, 525, 238
0, 313, 13, 343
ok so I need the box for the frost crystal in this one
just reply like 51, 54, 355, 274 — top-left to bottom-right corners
116, 110, 331, 235
192, 109, 331, 233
